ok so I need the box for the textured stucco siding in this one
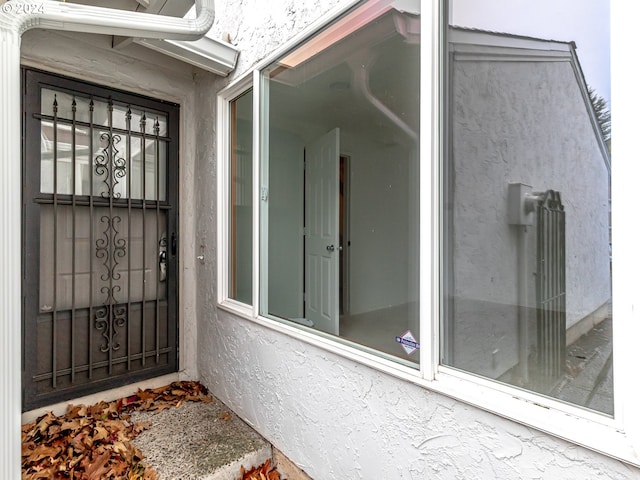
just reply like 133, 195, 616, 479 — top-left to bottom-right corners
202, 311, 638, 479
212, 0, 346, 75
195, 1, 637, 478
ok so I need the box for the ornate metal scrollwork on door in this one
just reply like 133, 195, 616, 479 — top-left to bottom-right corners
94, 99, 128, 199
94, 303, 127, 353
96, 215, 126, 281
95, 131, 127, 199
94, 214, 128, 353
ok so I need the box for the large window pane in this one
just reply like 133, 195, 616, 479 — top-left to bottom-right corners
229, 90, 253, 304
259, 0, 421, 365
442, 1, 612, 414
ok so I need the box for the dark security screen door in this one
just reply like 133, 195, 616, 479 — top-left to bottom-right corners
22, 69, 179, 411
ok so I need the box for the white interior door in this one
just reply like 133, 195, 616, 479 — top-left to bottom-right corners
305, 128, 340, 335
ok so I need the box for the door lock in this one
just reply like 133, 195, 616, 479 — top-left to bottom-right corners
159, 233, 167, 282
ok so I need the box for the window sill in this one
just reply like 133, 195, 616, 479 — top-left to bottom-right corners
430, 368, 640, 467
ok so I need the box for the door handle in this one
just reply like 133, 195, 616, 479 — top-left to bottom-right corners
326, 245, 335, 251
159, 234, 167, 282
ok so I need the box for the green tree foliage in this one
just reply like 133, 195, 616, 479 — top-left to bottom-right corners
588, 86, 611, 145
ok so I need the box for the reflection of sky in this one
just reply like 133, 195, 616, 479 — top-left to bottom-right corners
450, 0, 611, 105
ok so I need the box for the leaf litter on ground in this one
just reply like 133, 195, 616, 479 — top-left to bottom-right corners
23, 381, 284, 479
238, 458, 281, 480
22, 380, 213, 479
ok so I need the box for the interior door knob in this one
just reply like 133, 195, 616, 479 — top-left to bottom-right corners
326, 245, 335, 251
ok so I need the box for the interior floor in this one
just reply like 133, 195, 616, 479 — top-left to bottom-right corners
340, 303, 419, 364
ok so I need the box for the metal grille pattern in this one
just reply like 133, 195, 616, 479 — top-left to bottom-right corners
23, 70, 178, 410
535, 190, 566, 381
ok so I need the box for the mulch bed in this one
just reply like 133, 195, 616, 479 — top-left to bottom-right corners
21, 381, 281, 480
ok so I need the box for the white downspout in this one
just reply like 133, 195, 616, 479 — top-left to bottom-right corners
0, 1, 214, 477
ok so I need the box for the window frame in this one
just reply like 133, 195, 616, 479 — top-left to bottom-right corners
216, 0, 640, 467
217, 76, 254, 318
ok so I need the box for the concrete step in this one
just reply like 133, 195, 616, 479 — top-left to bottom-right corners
131, 397, 272, 480
131, 395, 314, 480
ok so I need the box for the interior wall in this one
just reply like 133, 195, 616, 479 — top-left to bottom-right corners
268, 129, 305, 319
347, 135, 413, 315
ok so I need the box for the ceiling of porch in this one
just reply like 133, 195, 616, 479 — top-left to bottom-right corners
60, 0, 194, 17
52, 0, 239, 76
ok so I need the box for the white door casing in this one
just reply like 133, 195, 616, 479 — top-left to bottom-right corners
305, 128, 340, 335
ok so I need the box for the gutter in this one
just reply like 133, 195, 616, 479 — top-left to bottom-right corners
134, 35, 239, 77
1, 0, 214, 38
0, 1, 214, 477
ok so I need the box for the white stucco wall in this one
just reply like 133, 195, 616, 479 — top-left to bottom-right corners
196, 1, 639, 479
202, 311, 638, 479
212, 0, 346, 75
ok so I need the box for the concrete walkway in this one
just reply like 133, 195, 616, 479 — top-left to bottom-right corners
551, 317, 614, 415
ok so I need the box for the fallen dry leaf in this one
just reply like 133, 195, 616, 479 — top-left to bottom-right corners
85, 451, 111, 479
238, 458, 281, 480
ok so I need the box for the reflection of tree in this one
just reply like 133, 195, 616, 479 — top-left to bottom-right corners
588, 86, 611, 147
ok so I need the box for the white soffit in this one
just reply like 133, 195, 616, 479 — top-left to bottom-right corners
64, 0, 194, 16
88, 0, 238, 75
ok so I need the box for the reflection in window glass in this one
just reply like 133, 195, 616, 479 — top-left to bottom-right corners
442, 1, 612, 414
259, 0, 421, 365
229, 90, 253, 305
